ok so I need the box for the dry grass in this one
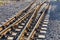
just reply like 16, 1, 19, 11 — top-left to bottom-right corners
0, 1, 11, 6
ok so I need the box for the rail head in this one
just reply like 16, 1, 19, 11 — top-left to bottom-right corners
27, 4, 50, 40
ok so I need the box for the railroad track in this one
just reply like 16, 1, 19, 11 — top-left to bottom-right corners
26, 4, 50, 40
0, 0, 36, 32
17, 2, 50, 40
0, 0, 50, 40
0, 9, 35, 40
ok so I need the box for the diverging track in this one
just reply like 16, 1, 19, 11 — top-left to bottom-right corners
0, 0, 36, 32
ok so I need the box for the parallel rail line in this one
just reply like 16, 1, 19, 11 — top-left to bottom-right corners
27, 4, 50, 40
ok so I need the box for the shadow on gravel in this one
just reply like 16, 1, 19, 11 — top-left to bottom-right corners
49, 1, 60, 21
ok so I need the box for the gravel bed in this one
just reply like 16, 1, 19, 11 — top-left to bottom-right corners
44, 1, 60, 40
